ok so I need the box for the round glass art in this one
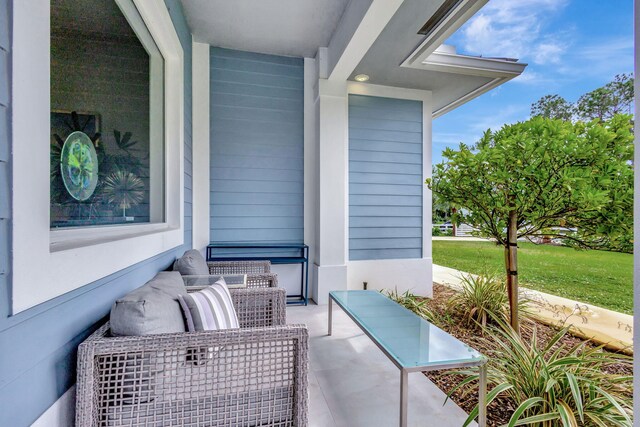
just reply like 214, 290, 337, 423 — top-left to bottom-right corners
60, 131, 99, 201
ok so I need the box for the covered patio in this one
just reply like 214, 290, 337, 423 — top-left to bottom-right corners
0, 0, 550, 426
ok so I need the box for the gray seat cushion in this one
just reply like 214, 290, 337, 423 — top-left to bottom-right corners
105, 386, 293, 427
173, 249, 209, 275
110, 271, 187, 336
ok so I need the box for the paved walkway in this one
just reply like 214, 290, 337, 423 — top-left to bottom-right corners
433, 264, 633, 353
432, 236, 490, 242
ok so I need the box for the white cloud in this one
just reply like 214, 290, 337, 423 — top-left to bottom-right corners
452, 0, 569, 65
511, 69, 542, 84
532, 41, 564, 64
434, 104, 529, 149
468, 104, 529, 134
578, 37, 633, 60
555, 36, 633, 80
510, 68, 563, 86
432, 132, 471, 146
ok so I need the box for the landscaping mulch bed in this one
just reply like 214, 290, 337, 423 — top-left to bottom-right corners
422, 284, 633, 426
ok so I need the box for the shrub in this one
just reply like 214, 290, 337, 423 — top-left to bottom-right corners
432, 226, 443, 236
447, 272, 518, 327
385, 288, 441, 325
453, 325, 633, 426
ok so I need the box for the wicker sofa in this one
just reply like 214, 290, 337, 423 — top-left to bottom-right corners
76, 286, 308, 427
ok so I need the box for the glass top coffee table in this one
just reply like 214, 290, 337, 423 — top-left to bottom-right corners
329, 290, 487, 427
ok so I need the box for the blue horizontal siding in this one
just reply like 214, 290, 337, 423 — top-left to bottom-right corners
350, 205, 422, 217
210, 48, 304, 246
349, 161, 422, 175
348, 94, 423, 261
212, 204, 304, 218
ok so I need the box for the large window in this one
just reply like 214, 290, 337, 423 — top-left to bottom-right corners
12, 0, 183, 313
50, 0, 164, 228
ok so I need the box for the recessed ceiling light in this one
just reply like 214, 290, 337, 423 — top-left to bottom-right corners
354, 74, 370, 82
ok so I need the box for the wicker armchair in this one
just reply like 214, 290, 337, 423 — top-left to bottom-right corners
206, 260, 277, 288
245, 272, 278, 288
207, 260, 271, 275
76, 288, 308, 427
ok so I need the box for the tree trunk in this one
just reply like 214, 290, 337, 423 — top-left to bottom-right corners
451, 208, 457, 236
505, 210, 519, 333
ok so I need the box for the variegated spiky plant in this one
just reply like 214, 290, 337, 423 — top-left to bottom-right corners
452, 324, 633, 427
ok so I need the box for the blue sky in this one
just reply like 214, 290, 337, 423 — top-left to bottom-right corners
433, 0, 634, 164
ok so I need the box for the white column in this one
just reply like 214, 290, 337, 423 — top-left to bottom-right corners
191, 40, 210, 253
304, 57, 319, 299
313, 78, 349, 304
421, 91, 434, 289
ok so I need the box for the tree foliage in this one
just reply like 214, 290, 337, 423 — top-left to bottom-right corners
528, 74, 635, 252
429, 115, 632, 247
530, 94, 574, 121
427, 115, 633, 327
531, 73, 634, 122
576, 73, 634, 121
432, 191, 453, 223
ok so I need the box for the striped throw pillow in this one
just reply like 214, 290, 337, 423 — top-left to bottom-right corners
178, 278, 239, 331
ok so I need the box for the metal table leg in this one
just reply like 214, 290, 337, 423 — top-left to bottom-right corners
328, 296, 333, 336
478, 364, 487, 427
400, 369, 408, 427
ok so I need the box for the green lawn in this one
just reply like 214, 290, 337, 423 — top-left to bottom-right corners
432, 240, 633, 314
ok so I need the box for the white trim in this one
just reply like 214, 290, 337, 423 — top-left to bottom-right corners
394, 0, 526, 118
304, 57, 319, 299
31, 386, 75, 427
317, 79, 348, 267
401, 0, 489, 68
432, 77, 505, 118
347, 81, 432, 102
192, 40, 210, 253
116, 0, 165, 223
422, 91, 432, 262
412, 50, 526, 118
348, 258, 432, 297
420, 50, 527, 78
328, 0, 404, 81
50, 223, 176, 252
11, 0, 184, 313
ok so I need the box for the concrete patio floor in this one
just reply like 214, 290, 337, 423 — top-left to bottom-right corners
288, 303, 477, 427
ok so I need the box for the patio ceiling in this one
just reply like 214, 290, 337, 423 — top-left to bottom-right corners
180, 0, 526, 116
179, 0, 351, 57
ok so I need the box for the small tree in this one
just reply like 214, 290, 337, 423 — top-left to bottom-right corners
427, 115, 633, 331
432, 192, 453, 223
